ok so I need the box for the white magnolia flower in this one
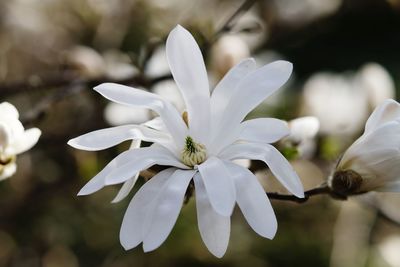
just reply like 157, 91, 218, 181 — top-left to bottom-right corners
330, 99, 400, 196
284, 116, 320, 158
0, 102, 41, 180
68, 25, 304, 257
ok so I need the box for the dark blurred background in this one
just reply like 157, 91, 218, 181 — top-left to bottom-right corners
1, 0, 400, 266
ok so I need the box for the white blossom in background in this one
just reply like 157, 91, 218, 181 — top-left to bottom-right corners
211, 34, 250, 79
284, 116, 320, 158
330, 99, 400, 196
68, 25, 304, 257
0, 102, 41, 180
355, 63, 395, 109
378, 236, 400, 267
301, 72, 369, 136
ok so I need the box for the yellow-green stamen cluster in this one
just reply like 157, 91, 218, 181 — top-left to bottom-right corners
181, 136, 206, 167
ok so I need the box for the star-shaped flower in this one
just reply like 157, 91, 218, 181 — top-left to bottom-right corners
0, 102, 41, 180
68, 25, 304, 257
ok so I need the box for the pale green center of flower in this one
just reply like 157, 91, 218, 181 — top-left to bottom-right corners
0, 154, 16, 174
181, 136, 207, 167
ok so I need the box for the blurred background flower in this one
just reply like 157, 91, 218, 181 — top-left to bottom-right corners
1, 0, 400, 266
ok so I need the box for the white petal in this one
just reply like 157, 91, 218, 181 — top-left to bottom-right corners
10, 128, 41, 155
143, 117, 167, 132
238, 118, 289, 143
166, 25, 210, 145
224, 161, 277, 239
77, 149, 140, 196
68, 125, 172, 151
211, 61, 293, 153
0, 102, 19, 119
0, 162, 17, 180
111, 140, 143, 203
105, 147, 188, 185
210, 58, 256, 137
111, 176, 139, 203
378, 181, 400, 192
142, 169, 196, 252
365, 99, 400, 134
193, 173, 230, 258
94, 83, 187, 148
197, 157, 236, 216
219, 143, 304, 198
120, 168, 176, 250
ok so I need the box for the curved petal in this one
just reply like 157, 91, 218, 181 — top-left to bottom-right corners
0, 162, 16, 180
210, 58, 256, 138
166, 25, 210, 145
77, 146, 181, 195
111, 176, 139, 203
105, 147, 188, 185
365, 99, 400, 134
120, 168, 176, 250
197, 157, 236, 216
68, 125, 173, 152
193, 173, 230, 258
142, 169, 196, 252
0, 102, 19, 119
238, 118, 289, 144
143, 117, 167, 132
219, 143, 304, 198
94, 83, 187, 148
111, 140, 143, 203
224, 161, 277, 239
10, 128, 41, 155
212, 61, 293, 153
77, 149, 140, 196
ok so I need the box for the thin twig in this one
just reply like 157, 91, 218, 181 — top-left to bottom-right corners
267, 185, 333, 203
211, 0, 259, 44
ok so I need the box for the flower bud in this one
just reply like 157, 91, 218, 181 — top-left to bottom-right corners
330, 99, 400, 196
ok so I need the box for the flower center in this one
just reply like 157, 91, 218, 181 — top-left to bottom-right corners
0, 154, 16, 174
181, 136, 206, 167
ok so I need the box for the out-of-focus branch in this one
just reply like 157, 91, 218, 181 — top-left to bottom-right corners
0, 0, 259, 97
0, 72, 172, 97
210, 0, 259, 44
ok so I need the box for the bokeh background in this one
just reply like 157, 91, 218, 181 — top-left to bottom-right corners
1, 0, 400, 266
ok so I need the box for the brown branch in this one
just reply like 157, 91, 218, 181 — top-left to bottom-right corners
267, 185, 334, 203
211, 0, 259, 44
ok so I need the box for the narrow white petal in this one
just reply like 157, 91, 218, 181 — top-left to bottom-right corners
77, 146, 179, 195
378, 181, 400, 192
166, 25, 210, 145
120, 168, 175, 250
194, 173, 230, 258
224, 161, 277, 239
0, 102, 19, 119
210, 58, 256, 137
105, 147, 188, 185
197, 157, 236, 216
0, 162, 17, 180
365, 99, 400, 134
143, 117, 166, 131
10, 128, 41, 155
77, 149, 140, 196
94, 83, 187, 148
111, 175, 139, 203
212, 61, 293, 153
238, 118, 290, 143
111, 140, 142, 203
68, 125, 172, 151
219, 143, 304, 198
142, 169, 196, 252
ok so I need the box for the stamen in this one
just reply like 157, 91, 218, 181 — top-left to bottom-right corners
181, 136, 206, 167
